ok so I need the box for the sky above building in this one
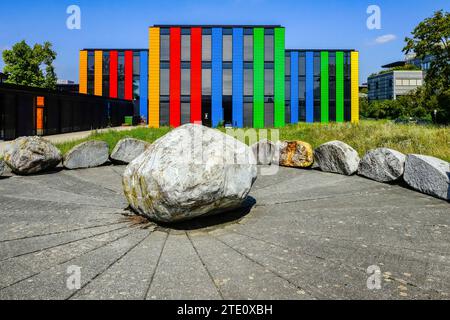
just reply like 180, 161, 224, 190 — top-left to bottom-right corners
0, 0, 448, 84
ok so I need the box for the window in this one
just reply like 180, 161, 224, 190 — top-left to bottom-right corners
133, 53, 140, 75
181, 103, 190, 125
202, 35, 211, 61
181, 68, 190, 95
244, 35, 253, 61
417, 79, 423, 86
118, 52, 125, 99
395, 79, 402, 86
181, 35, 191, 61
264, 35, 274, 62
160, 69, 170, 96
161, 35, 170, 61
103, 52, 110, 97
410, 79, 417, 86
160, 102, 170, 126
265, 69, 274, 95
285, 54, 291, 76
402, 79, 409, 86
223, 35, 232, 62
202, 69, 211, 95
299, 53, 306, 76
133, 77, 140, 100
244, 69, 253, 96
223, 69, 232, 95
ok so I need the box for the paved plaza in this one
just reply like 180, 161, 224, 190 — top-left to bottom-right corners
0, 165, 449, 300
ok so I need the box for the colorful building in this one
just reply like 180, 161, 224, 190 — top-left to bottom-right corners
79, 25, 359, 128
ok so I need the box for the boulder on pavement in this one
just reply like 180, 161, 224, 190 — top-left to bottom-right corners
251, 139, 276, 165
314, 140, 360, 176
404, 154, 449, 201
358, 148, 406, 182
3, 136, 61, 175
123, 124, 258, 223
0, 160, 6, 176
63, 140, 109, 170
110, 138, 151, 164
273, 141, 314, 168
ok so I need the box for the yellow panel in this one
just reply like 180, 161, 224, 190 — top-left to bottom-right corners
351, 51, 359, 123
148, 27, 160, 128
79, 51, 88, 94
94, 50, 103, 96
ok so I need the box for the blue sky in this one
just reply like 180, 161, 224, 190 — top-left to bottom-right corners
0, 0, 448, 84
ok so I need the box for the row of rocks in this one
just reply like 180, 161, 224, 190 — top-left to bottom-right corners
1, 136, 150, 175
252, 139, 449, 201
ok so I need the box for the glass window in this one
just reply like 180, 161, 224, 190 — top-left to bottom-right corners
223, 69, 232, 95
133, 53, 140, 75
314, 53, 321, 77
118, 52, 125, 99
181, 103, 190, 125
299, 53, 306, 76
88, 52, 95, 75
103, 52, 110, 75
285, 79, 291, 100
181, 35, 190, 61
181, 69, 190, 95
244, 103, 253, 128
202, 69, 211, 95
244, 35, 253, 61
265, 69, 274, 95
264, 35, 274, 62
160, 69, 170, 96
285, 54, 291, 76
161, 35, 170, 61
133, 76, 140, 100
223, 35, 232, 62
160, 102, 170, 126
244, 69, 253, 96
202, 35, 211, 61
264, 100, 274, 127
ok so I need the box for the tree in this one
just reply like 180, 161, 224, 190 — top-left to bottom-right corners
2, 40, 57, 89
404, 10, 450, 123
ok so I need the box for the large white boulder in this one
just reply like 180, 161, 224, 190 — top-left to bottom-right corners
63, 140, 109, 170
123, 124, 258, 223
314, 141, 360, 176
110, 138, 151, 164
358, 148, 406, 182
404, 154, 449, 201
251, 139, 276, 165
3, 136, 61, 175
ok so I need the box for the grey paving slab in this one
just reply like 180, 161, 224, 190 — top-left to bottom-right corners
0, 165, 449, 300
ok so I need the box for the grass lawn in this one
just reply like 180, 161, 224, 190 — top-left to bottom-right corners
54, 120, 450, 162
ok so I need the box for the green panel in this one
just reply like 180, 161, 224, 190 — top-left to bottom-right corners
320, 51, 329, 123
336, 51, 344, 123
274, 28, 285, 128
253, 28, 265, 128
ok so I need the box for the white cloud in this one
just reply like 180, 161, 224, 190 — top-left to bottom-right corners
374, 34, 397, 45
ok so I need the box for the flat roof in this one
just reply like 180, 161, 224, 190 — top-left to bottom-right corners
286, 49, 357, 52
152, 24, 283, 28
381, 61, 406, 68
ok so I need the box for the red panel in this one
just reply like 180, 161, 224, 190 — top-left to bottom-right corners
124, 50, 133, 101
109, 51, 118, 98
190, 27, 202, 124
170, 27, 181, 127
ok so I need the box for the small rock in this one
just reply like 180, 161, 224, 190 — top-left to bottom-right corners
273, 141, 314, 168
358, 148, 406, 182
63, 140, 109, 170
314, 141, 360, 175
251, 139, 276, 165
123, 124, 257, 223
3, 136, 61, 175
404, 154, 449, 201
110, 138, 151, 164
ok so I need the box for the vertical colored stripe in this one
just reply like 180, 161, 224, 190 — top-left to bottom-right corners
140, 51, 148, 122
290, 52, 299, 124
191, 27, 202, 124
94, 50, 103, 96
109, 51, 118, 98
124, 51, 133, 100
305, 51, 314, 123
211, 27, 223, 128
321, 51, 329, 123
79, 51, 87, 94
232, 28, 244, 128
336, 51, 344, 123
253, 28, 265, 129
351, 51, 359, 123
170, 27, 181, 127
274, 27, 285, 128
148, 27, 160, 128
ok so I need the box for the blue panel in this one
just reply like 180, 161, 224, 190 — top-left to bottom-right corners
139, 51, 148, 121
305, 51, 314, 123
290, 52, 299, 124
232, 28, 244, 128
212, 28, 223, 128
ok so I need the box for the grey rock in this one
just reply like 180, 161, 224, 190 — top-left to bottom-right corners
123, 124, 257, 223
63, 140, 109, 170
110, 138, 151, 164
404, 154, 450, 201
0, 160, 5, 176
314, 140, 360, 176
3, 136, 61, 175
358, 148, 406, 182
251, 139, 276, 165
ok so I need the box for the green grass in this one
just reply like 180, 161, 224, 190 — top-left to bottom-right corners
54, 121, 450, 162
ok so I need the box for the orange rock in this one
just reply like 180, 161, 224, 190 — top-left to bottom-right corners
274, 141, 314, 168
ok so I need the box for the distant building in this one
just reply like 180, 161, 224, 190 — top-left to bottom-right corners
56, 80, 79, 93
368, 70, 423, 101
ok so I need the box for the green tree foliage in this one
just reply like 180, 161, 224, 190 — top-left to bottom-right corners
404, 10, 450, 123
2, 40, 57, 89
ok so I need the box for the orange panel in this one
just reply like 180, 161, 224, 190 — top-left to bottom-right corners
36, 108, 44, 130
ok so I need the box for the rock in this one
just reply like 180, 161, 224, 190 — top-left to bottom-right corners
404, 154, 449, 201
110, 138, 151, 164
314, 141, 360, 175
358, 148, 406, 182
0, 160, 5, 176
63, 140, 109, 169
123, 124, 257, 223
251, 139, 276, 165
3, 136, 61, 175
273, 141, 314, 168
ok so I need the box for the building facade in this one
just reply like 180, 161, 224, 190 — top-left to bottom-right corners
79, 25, 360, 128
368, 70, 423, 101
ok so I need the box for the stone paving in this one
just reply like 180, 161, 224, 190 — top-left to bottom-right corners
0, 165, 449, 300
